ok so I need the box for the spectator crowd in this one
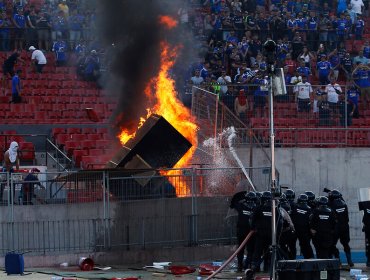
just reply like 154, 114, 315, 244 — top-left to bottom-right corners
1, 0, 369, 125
0, 0, 102, 85
185, 0, 370, 125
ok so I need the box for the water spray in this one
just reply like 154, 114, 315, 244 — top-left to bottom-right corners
225, 127, 256, 192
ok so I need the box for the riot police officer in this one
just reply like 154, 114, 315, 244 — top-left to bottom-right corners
291, 194, 314, 259
230, 191, 257, 271
310, 196, 337, 258
285, 189, 296, 211
359, 199, 370, 267
250, 191, 285, 272
305, 191, 317, 209
329, 190, 354, 267
250, 191, 274, 272
278, 193, 297, 260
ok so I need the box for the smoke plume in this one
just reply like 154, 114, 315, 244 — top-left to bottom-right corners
98, 0, 195, 134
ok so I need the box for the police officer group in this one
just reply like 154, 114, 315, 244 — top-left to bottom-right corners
230, 188, 355, 273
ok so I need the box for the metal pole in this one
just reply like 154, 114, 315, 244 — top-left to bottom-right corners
102, 171, 107, 249
214, 94, 219, 157
191, 167, 198, 245
269, 74, 277, 280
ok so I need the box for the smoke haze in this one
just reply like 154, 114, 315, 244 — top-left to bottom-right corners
98, 0, 196, 133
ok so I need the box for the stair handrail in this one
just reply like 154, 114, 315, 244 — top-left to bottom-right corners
46, 138, 73, 172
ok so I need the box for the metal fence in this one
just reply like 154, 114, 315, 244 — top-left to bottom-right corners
0, 166, 271, 254
191, 83, 370, 148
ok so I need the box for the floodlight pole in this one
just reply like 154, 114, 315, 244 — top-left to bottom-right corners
268, 66, 278, 280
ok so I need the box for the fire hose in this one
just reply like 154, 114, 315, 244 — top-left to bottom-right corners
205, 230, 255, 280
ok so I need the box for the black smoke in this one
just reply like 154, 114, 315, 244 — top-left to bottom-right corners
97, 0, 194, 134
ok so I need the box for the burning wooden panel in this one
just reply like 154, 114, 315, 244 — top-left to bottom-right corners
107, 114, 192, 170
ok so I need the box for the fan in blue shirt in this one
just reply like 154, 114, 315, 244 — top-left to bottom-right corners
11, 70, 21, 103
347, 84, 361, 118
297, 61, 311, 79
12, 9, 25, 50
355, 16, 365, 40
52, 39, 67, 66
316, 55, 332, 85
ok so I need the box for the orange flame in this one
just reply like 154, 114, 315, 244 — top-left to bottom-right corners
118, 40, 198, 195
154, 43, 198, 196
159, 15, 178, 29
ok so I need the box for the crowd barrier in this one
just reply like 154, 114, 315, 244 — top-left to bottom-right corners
0, 167, 270, 254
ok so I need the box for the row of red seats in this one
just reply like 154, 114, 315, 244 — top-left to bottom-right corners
0, 103, 113, 115
21, 73, 77, 81
0, 65, 74, 75
255, 129, 370, 147
251, 117, 370, 128
52, 127, 110, 136
5, 79, 93, 90
0, 111, 111, 124
51, 128, 120, 169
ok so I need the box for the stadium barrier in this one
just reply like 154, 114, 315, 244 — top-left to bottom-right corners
0, 166, 270, 254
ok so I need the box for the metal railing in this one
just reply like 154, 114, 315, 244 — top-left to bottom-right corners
0, 166, 271, 254
191, 83, 370, 147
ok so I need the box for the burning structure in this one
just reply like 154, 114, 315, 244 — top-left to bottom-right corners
107, 114, 192, 171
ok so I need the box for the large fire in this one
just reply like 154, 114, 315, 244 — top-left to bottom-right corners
118, 15, 198, 195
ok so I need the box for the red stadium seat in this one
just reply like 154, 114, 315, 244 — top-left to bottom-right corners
81, 127, 96, 134
60, 88, 72, 96
19, 142, 35, 162
50, 73, 65, 81
70, 133, 86, 142
81, 140, 95, 149
62, 80, 75, 89
55, 67, 69, 74
87, 133, 101, 141
64, 140, 82, 156
88, 149, 104, 157
73, 149, 89, 167
52, 127, 66, 138
66, 128, 81, 134
48, 81, 61, 89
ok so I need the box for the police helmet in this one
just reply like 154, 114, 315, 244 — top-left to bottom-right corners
329, 189, 342, 200
280, 193, 287, 201
261, 191, 272, 203
318, 196, 329, 206
285, 189, 295, 200
245, 191, 257, 202
305, 191, 315, 201
297, 194, 308, 203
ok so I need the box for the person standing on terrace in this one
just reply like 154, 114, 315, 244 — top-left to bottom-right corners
3, 141, 19, 173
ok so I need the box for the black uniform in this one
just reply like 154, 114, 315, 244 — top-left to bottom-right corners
291, 201, 314, 258
359, 201, 370, 266
305, 191, 317, 210
330, 197, 353, 266
310, 203, 337, 258
250, 199, 282, 271
279, 199, 297, 260
319, 100, 332, 126
230, 192, 256, 270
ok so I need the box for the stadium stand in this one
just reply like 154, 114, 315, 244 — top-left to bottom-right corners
1, 0, 370, 170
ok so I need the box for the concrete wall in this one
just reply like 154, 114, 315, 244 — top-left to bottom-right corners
237, 147, 370, 249
0, 147, 368, 266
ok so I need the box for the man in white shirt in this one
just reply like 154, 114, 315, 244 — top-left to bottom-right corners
325, 78, 342, 116
294, 75, 313, 113
350, 0, 364, 15
216, 69, 232, 95
190, 69, 204, 86
29, 46, 47, 73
